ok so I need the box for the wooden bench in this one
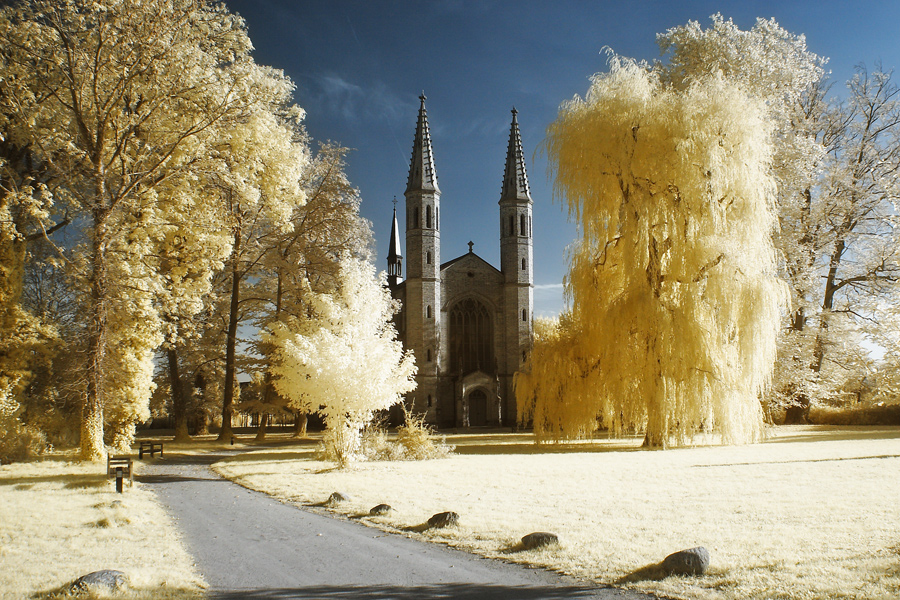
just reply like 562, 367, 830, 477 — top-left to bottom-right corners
138, 441, 164, 459
106, 455, 133, 492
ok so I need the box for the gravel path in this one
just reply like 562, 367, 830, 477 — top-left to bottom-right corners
140, 451, 655, 599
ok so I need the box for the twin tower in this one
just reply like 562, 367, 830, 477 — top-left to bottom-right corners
387, 95, 533, 428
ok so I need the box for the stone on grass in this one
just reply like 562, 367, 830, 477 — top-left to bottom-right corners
327, 492, 350, 506
662, 546, 710, 576
69, 570, 128, 595
369, 504, 392, 516
521, 531, 559, 550
427, 511, 459, 529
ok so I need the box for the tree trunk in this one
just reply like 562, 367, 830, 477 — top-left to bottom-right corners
81, 211, 108, 461
218, 230, 242, 441
168, 347, 190, 442
293, 412, 308, 437
255, 412, 269, 441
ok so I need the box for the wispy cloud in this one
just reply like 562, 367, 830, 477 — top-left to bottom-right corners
534, 283, 564, 290
305, 74, 413, 125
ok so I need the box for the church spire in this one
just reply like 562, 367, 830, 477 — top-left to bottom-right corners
500, 107, 531, 203
406, 94, 440, 194
387, 198, 402, 287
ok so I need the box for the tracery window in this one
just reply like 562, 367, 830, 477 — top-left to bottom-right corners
449, 298, 493, 375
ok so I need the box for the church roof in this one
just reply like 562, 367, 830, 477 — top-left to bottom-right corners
441, 244, 501, 275
387, 203, 402, 261
499, 108, 531, 203
406, 94, 440, 194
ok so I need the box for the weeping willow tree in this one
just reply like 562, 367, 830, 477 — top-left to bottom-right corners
519, 57, 787, 448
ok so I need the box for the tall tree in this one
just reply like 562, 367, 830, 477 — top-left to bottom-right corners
0, 0, 306, 459
537, 57, 785, 447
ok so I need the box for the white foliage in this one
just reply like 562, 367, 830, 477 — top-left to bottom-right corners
267, 257, 416, 466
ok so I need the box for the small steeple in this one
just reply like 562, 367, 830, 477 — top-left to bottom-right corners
406, 94, 440, 194
500, 107, 531, 203
387, 197, 402, 286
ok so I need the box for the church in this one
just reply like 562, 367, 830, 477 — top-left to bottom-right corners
386, 95, 534, 428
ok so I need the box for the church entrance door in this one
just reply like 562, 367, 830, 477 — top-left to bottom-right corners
468, 389, 487, 426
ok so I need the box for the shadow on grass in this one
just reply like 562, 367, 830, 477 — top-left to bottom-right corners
766, 425, 900, 444
1, 473, 108, 488
34, 585, 204, 599
205, 583, 618, 599
447, 432, 645, 456
615, 562, 667, 584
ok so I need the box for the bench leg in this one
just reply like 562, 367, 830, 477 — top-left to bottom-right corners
139, 448, 144, 459
115, 467, 124, 493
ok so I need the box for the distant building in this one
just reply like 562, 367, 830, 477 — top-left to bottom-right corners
387, 95, 533, 427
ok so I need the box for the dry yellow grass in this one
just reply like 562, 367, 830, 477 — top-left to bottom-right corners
214, 425, 900, 600
0, 452, 205, 599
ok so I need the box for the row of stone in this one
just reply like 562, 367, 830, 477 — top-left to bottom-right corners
326, 492, 709, 577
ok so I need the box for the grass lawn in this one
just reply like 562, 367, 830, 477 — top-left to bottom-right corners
214, 425, 900, 600
0, 453, 205, 600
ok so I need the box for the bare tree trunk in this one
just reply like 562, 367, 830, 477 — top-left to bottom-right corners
218, 230, 242, 442
81, 212, 108, 461
293, 412, 308, 437
168, 347, 190, 442
255, 412, 269, 441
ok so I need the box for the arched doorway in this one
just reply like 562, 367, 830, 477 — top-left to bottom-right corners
468, 389, 488, 426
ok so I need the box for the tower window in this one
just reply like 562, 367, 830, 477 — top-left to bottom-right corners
426, 251, 432, 265
521, 258, 526, 271
520, 214, 526, 236
426, 305, 432, 319
522, 308, 527, 322
436, 207, 439, 229
523, 351, 527, 362
427, 394, 433, 407
508, 215, 514, 237
427, 349, 432, 362
426, 205, 432, 228
414, 207, 419, 228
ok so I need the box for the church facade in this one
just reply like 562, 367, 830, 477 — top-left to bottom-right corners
387, 95, 534, 428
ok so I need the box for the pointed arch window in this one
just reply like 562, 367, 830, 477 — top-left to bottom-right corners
426, 305, 432, 319
449, 298, 493, 375
520, 214, 526, 236
426, 205, 432, 228
426, 251, 432, 265
414, 207, 419, 228
508, 215, 514, 237
522, 308, 528, 322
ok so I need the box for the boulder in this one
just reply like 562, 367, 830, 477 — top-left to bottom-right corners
427, 511, 459, 529
68, 570, 128, 595
521, 531, 559, 550
326, 492, 350, 505
369, 504, 392, 516
662, 546, 710, 576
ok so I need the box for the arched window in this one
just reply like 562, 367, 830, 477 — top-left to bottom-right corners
426, 251, 432, 265
521, 258, 526, 271
414, 207, 419, 228
520, 214, 526, 236
426, 305, 432, 319
449, 298, 493, 375
522, 308, 527, 322
508, 215, 514, 237
426, 205, 432, 228
427, 349, 432, 362
436, 207, 439, 229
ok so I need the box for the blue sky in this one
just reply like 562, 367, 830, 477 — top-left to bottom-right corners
225, 0, 900, 317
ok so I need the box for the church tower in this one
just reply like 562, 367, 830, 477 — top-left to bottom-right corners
404, 94, 441, 420
499, 108, 533, 420
387, 199, 402, 289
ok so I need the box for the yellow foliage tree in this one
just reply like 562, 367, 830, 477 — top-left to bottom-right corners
525, 57, 787, 448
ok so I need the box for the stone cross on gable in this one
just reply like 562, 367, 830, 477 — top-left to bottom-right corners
468, 241, 474, 253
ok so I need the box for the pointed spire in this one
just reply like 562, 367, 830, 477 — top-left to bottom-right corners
500, 107, 531, 203
387, 197, 402, 285
406, 94, 440, 194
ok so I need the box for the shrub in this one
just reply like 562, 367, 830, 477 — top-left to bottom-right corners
0, 415, 49, 464
807, 402, 900, 426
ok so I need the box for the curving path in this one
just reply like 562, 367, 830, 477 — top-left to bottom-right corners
139, 451, 655, 600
